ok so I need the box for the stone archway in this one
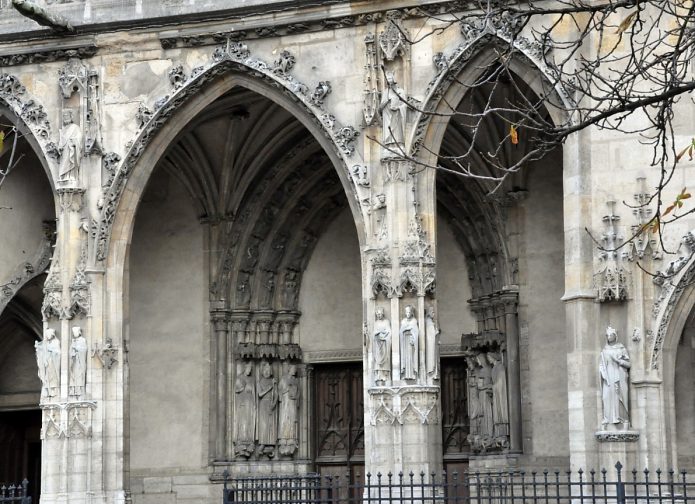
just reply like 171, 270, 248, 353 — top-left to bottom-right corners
117, 64, 368, 500
408, 28, 569, 469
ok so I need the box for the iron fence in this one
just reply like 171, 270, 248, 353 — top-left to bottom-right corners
222, 463, 695, 504
0, 480, 31, 504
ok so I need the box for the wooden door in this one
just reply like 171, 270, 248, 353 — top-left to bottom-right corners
441, 357, 470, 501
313, 363, 364, 500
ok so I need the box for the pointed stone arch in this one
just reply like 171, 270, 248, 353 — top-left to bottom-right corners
97, 41, 370, 267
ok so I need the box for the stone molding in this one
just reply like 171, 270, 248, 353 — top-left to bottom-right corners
95, 39, 366, 263
40, 400, 96, 439
0, 222, 54, 314
158, 2, 470, 50
409, 13, 571, 157
595, 430, 640, 443
303, 349, 363, 363
368, 385, 440, 425
0, 43, 97, 68
650, 229, 695, 369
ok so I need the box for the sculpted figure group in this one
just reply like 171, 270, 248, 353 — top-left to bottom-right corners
35, 326, 88, 399
372, 305, 440, 385
233, 360, 300, 459
466, 350, 509, 452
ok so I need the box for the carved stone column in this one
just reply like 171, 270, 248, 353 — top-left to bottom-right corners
364, 156, 442, 480
210, 304, 231, 461
501, 290, 522, 453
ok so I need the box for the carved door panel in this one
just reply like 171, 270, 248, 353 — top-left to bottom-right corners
441, 357, 470, 502
313, 362, 364, 498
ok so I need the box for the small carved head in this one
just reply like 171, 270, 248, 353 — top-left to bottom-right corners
243, 360, 253, 375
606, 326, 618, 343
487, 352, 501, 364
44, 328, 56, 341
288, 364, 297, 376
62, 110, 74, 125
71, 326, 82, 339
261, 360, 273, 378
404, 304, 415, 319
375, 307, 385, 320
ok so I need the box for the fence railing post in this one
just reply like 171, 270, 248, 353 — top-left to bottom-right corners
616, 462, 625, 504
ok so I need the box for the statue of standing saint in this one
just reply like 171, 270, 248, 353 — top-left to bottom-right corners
257, 360, 279, 457
399, 305, 419, 381
58, 110, 83, 184
487, 352, 509, 446
465, 356, 481, 449
599, 326, 631, 428
379, 71, 408, 149
476, 353, 494, 449
278, 365, 300, 457
373, 307, 391, 385
35, 328, 60, 398
425, 306, 440, 380
233, 361, 256, 458
69, 326, 88, 397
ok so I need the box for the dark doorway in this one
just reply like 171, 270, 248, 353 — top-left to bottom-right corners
0, 409, 41, 498
441, 357, 469, 500
313, 362, 364, 493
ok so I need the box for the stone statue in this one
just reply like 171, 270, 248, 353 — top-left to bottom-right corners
425, 306, 440, 380
487, 352, 509, 445
465, 355, 481, 448
379, 71, 408, 148
399, 304, 419, 381
373, 307, 391, 385
599, 326, 631, 428
257, 360, 279, 457
233, 360, 256, 458
58, 110, 83, 183
476, 353, 494, 448
278, 365, 300, 457
35, 328, 60, 397
69, 326, 87, 397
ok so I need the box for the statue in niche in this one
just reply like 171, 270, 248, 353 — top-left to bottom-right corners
399, 304, 419, 381
69, 326, 88, 397
58, 110, 83, 183
599, 326, 631, 428
233, 361, 256, 458
282, 270, 299, 308
35, 328, 60, 397
278, 365, 300, 457
257, 360, 279, 457
425, 306, 440, 380
487, 352, 509, 446
373, 307, 391, 385
379, 71, 408, 149
372, 194, 388, 241
260, 270, 275, 308
476, 353, 494, 449
465, 356, 480, 447
236, 272, 251, 307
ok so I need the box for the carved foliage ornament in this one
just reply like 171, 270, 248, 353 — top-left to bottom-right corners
97, 40, 362, 262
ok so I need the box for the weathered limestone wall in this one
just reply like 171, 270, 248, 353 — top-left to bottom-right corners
437, 218, 476, 345
0, 154, 53, 282
518, 149, 569, 466
299, 209, 362, 354
128, 169, 213, 503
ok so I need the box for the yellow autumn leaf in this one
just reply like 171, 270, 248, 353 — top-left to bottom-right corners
510, 125, 519, 145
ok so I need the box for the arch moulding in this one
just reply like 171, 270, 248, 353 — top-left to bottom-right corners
96, 39, 371, 268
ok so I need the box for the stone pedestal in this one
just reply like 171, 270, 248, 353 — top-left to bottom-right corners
367, 386, 442, 476
595, 430, 640, 477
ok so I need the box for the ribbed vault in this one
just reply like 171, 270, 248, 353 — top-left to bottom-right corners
437, 70, 553, 299
153, 86, 348, 312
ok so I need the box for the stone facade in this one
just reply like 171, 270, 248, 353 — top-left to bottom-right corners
0, 1, 694, 503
